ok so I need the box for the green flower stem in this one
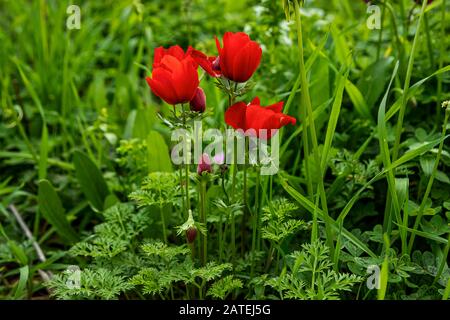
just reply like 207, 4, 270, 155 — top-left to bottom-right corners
218, 216, 223, 262
184, 161, 190, 215
230, 208, 236, 267
159, 205, 167, 244
408, 107, 449, 253
250, 166, 261, 278
241, 136, 249, 255
255, 167, 261, 251
179, 166, 186, 218
200, 179, 207, 265
181, 104, 191, 217
189, 241, 195, 262
219, 174, 227, 262
227, 89, 237, 266
243, 138, 248, 212
293, 0, 334, 261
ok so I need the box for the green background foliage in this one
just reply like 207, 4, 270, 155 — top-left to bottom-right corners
0, 0, 449, 300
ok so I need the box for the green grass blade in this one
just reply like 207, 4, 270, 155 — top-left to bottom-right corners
280, 174, 377, 258
321, 67, 349, 172
13, 266, 29, 299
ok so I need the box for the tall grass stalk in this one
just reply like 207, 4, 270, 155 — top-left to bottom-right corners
392, 0, 428, 162
293, 0, 334, 260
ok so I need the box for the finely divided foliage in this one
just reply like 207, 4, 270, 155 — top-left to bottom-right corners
0, 0, 449, 301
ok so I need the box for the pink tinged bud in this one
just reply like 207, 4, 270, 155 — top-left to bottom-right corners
197, 153, 212, 175
186, 227, 197, 243
189, 87, 206, 113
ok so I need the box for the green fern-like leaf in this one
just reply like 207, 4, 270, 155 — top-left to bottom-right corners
207, 276, 243, 299
47, 268, 133, 300
265, 241, 363, 300
141, 241, 190, 261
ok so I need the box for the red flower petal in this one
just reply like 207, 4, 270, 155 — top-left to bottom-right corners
190, 49, 220, 77
265, 101, 284, 113
250, 97, 260, 105
219, 32, 261, 83
225, 102, 248, 130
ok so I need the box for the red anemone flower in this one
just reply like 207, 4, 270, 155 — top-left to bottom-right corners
225, 97, 296, 139
146, 45, 199, 105
192, 32, 262, 83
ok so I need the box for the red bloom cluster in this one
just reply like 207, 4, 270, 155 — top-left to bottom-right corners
146, 32, 296, 138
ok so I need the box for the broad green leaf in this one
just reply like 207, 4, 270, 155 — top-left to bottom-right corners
357, 57, 394, 109
345, 79, 372, 120
395, 178, 409, 209
420, 156, 435, 176
8, 240, 28, 265
73, 151, 110, 212
123, 109, 137, 139
147, 130, 173, 173
331, 24, 351, 67
38, 179, 78, 243
435, 171, 450, 184
132, 108, 158, 139
421, 215, 450, 236
104, 193, 120, 210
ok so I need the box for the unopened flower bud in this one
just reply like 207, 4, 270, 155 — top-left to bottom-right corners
197, 153, 212, 175
189, 87, 206, 113
186, 227, 197, 243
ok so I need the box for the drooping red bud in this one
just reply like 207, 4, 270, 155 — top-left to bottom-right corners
197, 153, 212, 175
186, 227, 197, 243
189, 87, 206, 113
